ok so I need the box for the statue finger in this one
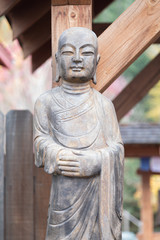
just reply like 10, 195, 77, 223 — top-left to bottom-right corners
72, 150, 83, 156
61, 171, 80, 177
59, 155, 77, 161
59, 166, 79, 172
58, 160, 80, 167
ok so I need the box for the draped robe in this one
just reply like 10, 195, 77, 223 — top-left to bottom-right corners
34, 86, 124, 240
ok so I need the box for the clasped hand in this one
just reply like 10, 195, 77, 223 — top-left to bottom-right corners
57, 149, 102, 177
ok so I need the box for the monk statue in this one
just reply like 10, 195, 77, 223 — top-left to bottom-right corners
34, 27, 124, 240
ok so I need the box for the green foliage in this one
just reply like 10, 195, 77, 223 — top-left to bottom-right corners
123, 159, 141, 232
94, 0, 134, 23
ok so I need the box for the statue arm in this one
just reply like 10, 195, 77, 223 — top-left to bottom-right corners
99, 97, 124, 234
99, 96, 124, 162
34, 96, 65, 174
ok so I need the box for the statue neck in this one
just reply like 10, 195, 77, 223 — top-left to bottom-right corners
61, 80, 91, 95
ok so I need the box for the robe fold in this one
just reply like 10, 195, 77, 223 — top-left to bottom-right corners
34, 86, 124, 240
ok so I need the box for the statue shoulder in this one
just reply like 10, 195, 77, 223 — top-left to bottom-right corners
35, 87, 60, 108
92, 88, 114, 109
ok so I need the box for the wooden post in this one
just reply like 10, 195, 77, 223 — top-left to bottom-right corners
5, 111, 34, 240
51, 0, 92, 84
137, 172, 153, 240
113, 53, 160, 120
0, 0, 20, 16
0, 112, 4, 240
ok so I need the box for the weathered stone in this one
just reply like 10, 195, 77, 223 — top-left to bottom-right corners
34, 27, 124, 240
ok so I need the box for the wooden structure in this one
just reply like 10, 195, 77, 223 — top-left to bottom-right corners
121, 124, 160, 157
136, 170, 160, 240
0, 0, 160, 240
1, 111, 160, 240
121, 125, 160, 239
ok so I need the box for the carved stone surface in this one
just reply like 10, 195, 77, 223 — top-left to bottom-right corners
34, 27, 124, 240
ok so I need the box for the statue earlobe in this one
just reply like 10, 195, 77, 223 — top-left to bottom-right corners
92, 73, 97, 85
92, 54, 100, 85
97, 54, 100, 65
55, 53, 61, 83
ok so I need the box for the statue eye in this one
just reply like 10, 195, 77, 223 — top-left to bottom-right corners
61, 51, 74, 56
82, 51, 94, 56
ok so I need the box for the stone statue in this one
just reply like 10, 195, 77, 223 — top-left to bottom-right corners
34, 27, 124, 240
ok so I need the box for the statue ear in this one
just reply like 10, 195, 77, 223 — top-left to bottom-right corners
96, 54, 100, 66
92, 73, 97, 85
92, 54, 100, 85
55, 53, 61, 82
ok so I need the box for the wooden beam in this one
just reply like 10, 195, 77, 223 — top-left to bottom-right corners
51, 4, 92, 82
138, 233, 160, 240
95, 0, 160, 93
20, 22, 110, 59
113, 53, 160, 121
7, 0, 50, 39
93, 24, 160, 41
0, 112, 4, 240
6, 111, 34, 240
32, 40, 51, 72
0, 0, 21, 16
137, 169, 160, 175
19, 11, 51, 58
52, 0, 91, 5
125, 144, 160, 158
155, 36, 160, 43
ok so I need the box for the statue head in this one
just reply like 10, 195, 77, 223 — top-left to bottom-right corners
55, 27, 100, 84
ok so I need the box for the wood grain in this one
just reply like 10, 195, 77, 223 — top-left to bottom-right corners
95, 0, 160, 92
19, 11, 51, 58
68, 0, 91, 4
0, 112, 4, 240
52, 0, 68, 5
51, 4, 92, 82
139, 172, 153, 240
113, 53, 160, 121
8, 0, 50, 39
5, 111, 34, 240
52, 0, 91, 5
0, 0, 20, 16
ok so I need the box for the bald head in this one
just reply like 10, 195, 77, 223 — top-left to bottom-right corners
58, 27, 98, 53
56, 27, 100, 84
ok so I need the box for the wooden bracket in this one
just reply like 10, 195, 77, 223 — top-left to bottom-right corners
52, 0, 91, 5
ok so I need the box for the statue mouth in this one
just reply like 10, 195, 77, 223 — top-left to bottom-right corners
71, 67, 83, 72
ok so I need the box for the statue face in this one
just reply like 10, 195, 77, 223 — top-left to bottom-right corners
57, 28, 99, 83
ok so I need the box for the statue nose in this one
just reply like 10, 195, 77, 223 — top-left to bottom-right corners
72, 57, 82, 63
72, 52, 82, 63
